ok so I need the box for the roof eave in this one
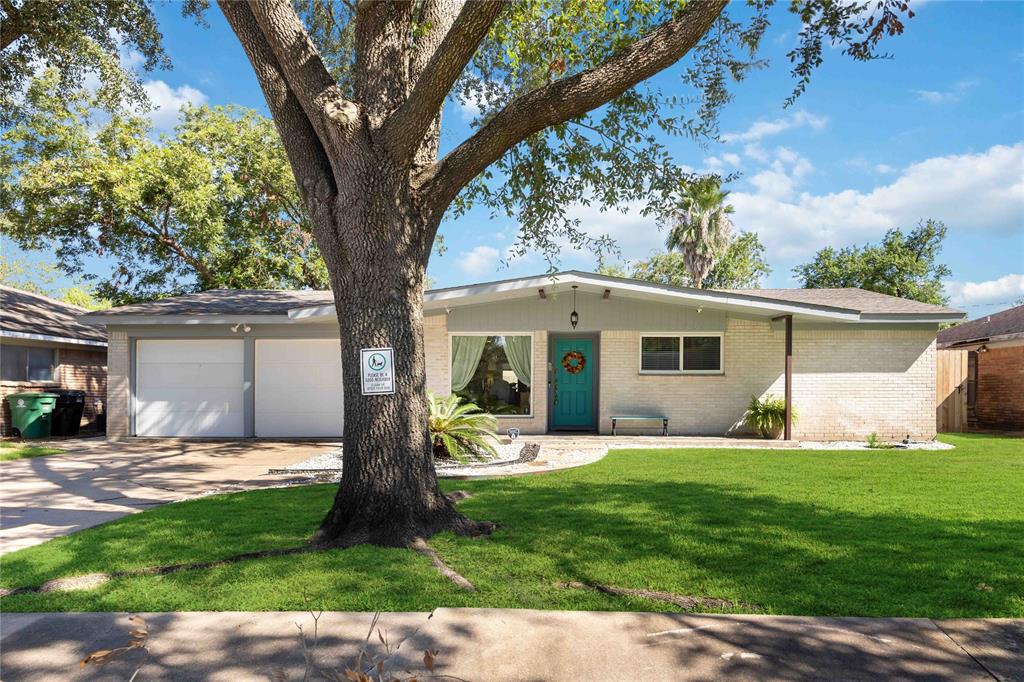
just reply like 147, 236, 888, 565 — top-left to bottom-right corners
0, 330, 107, 347
78, 314, 295, 326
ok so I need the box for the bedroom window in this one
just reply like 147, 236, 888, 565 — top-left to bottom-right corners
640, 334, 723, 374
450, 335, 532, 415
0, 345, 56, 382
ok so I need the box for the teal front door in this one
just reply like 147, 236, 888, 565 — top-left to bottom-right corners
552, 337, 595, 430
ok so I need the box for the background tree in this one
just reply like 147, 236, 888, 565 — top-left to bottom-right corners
0, 0, 206, 124
664, 177, 735, 288
0, 254, 110, 309
1, 70, 329, 304
793, 220, 951, 305
600, 231, 770, 288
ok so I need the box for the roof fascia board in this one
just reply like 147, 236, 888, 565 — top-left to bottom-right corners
0, 330, 107, 347
78, 314, 293, 326
287, 305, 338, 322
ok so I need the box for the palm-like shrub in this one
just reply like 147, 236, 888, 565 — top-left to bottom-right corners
743, 394, 798, 439
427, 392, 499, 463
665, 178, 735, 289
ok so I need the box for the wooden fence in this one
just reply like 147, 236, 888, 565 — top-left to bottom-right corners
936, 349, 968, 432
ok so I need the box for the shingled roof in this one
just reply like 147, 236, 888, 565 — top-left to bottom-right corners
719, 287, 963, 315
1, 286, 107, 345
83, 289, 335, 317
937, 305, 1024, 347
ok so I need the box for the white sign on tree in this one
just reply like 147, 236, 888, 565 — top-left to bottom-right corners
360, 347, 395, 395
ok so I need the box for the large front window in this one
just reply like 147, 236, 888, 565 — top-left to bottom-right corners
451, 335, 532, 415
0, 345, 56, 382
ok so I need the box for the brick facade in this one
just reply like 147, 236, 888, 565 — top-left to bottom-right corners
1, 345, 107, 436
975, 345, 1024, 430
104, 310, 939, 441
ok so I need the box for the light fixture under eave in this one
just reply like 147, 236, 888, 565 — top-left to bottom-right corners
570, 285, 580, 329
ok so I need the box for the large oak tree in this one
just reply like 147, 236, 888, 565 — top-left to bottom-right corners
222, 0, 909, 546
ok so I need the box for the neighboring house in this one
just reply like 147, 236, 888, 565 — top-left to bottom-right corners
1, 286, 108, 435
937, 305, 1024, 431
80, 271, 963, 441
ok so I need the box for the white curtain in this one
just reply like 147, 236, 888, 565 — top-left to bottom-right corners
450, 335, 487, 392
504, 336, 532, 387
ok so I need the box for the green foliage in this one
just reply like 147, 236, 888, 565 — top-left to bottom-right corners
599, 231, 770, 289
427, 392, 499, 463
664, 177, 735, 288
1, 71, 328, 304
2, 434, 1020, 618
742, 394, 796, 439
0, 442, 65, 462
792, 220, 951, 305
0, 0, 207, 125
866, 432, 896, 450
0, 254, 110, 310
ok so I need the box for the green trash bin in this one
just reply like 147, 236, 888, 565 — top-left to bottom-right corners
6, 392, 58, 439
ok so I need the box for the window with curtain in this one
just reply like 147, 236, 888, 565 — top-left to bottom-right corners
640, 335, 722, 373
0, 345, 56, 382
451, 335, 531, 415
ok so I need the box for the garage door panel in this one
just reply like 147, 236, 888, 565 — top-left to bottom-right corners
136, 339, 244, 437
256, 339, 343, 437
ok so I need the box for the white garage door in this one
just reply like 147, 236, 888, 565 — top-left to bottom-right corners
136, 339, 245, 437
255, 339, 343, 437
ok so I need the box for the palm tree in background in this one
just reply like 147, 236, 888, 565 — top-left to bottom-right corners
665, 178, 735, 289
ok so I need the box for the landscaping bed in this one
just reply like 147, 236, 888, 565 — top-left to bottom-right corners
1, 433, 1020, 617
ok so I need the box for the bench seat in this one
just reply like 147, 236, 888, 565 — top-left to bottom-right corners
610, 415, 669, 436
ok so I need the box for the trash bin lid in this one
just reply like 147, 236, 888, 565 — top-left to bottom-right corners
7, 392, 60, 400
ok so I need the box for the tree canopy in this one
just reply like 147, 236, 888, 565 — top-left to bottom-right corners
1, 70, 329, 304
0, 253, 110, 309
600, 231, 771, 289
792, 220, 951, 305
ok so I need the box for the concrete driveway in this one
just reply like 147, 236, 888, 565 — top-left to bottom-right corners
0, 438, 338, 555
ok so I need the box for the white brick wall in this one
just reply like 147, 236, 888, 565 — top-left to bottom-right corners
106, 329, 130, 439
599, 320, 936, 439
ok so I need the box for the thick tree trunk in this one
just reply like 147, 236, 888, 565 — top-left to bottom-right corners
311, 163, 486, 548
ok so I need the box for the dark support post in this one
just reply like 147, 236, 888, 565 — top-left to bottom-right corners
772, 314, 794, 441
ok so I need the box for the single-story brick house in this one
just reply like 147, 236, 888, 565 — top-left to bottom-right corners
79, 271, 963, 441
937, 304, 1024, 431
1, 286, 108, 435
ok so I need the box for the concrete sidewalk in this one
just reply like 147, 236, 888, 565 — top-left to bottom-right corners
1, 609, 1020, 681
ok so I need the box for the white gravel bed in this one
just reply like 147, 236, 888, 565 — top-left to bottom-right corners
278, 441, 524, 472
799, 440, 955, 451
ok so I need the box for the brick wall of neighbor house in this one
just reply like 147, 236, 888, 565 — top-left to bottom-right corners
1, 346, 107, 436
106, 329, 131, 438
975, 345, 1024, 430
599, 320, 937, 440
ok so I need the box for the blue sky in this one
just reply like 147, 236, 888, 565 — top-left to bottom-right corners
7, 0, 1024, 317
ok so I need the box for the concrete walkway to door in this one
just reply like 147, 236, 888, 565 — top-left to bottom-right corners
0, 438, 338, 555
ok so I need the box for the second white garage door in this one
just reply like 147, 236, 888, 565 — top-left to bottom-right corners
255, 339, 344, 437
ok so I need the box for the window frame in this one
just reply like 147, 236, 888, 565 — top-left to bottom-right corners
0, 344, 58, 384
447, 331, 535, 418
638, 333, 724, 375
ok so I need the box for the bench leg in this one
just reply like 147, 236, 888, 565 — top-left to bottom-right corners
663, 419, 668, 436
612, 419, 617, 436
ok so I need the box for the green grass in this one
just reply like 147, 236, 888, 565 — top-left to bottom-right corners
2, 433, 1021, 617
0, 441, 64, 461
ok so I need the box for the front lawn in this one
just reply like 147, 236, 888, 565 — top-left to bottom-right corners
1, 433, 1021, 617
0, 441, 65, 461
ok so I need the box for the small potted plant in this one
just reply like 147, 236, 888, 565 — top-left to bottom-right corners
743, 394, 797, 439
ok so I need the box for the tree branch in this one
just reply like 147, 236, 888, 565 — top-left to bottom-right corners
218, 0, 336, 204
246, 0, 361, 150
385, 0, 507, 162
419, 0, 727, 211
0, 0, 30, 51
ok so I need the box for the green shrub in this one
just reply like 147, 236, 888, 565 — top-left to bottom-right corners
866, 432, 896, 449
743, 394, 798, 439
427, 392, 499, 463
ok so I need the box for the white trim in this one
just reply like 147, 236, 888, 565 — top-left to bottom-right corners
0, 330, 107, 347
447, 331, 535, 418
79, 314, 293, 326
638, 332, 725, 375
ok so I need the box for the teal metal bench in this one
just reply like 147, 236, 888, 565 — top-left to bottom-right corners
611, 415, 669, 436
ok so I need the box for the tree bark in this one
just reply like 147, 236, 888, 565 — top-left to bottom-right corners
310, 155, 485, 547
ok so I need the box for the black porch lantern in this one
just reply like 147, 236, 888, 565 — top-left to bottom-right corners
569, 285, 580, 329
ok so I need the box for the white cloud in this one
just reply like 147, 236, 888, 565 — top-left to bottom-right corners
944, 274, 1024, 308
458, 245, 501, 276
721, 111, 828, 144
730, 142, 1024, 259
914, 79, 978, 104
874, 163, 897, 174
141, 80, 208, 129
